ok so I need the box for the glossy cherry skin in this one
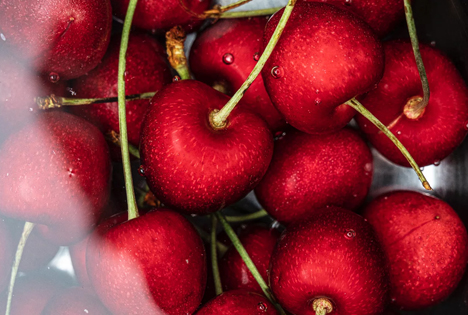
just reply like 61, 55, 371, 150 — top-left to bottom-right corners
140, 80, 273, 215
72, 32, 172, 155
269, 206, 388, 315
0, 111, 111, 245
363, 190, 468, 310
0, 0, 112, 80
219, 225, 280, 294
42, 287, 111, 315
255, 127, 372, 225
87, 208, 207, 315
111, 0, 210, 33
356, 40, 468, 167
190, 18, 285, 132
262, 2, 384, 135
0, 217, 13, 294
196, 290, 278, 315
306, 0, 404, 37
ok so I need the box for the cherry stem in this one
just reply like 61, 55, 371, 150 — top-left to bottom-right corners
225, 209, 269, 223
118, 0, 140, 221
203, 0, 252, 18
403, 0, 430, 116
36, 92, 156, 110
166, 26, 191, 80
106, 130, 140, 159
219, 7, 281, 19
210, 215, 223, 296
5, 221, 35, 315
215, 212, 287, 315
346, 98, 431, 190
210, 0, 298, 129
194, 225, 229, 255
312, 298, 333, 315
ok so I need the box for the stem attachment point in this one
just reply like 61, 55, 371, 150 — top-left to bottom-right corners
403, 95, 425, 120
312, 298, 333, 315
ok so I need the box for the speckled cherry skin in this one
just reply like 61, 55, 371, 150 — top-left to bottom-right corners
262, 2, 384, 135
42, 287, 111, 315
269, 206, 388, 315
308, 0, 404, 37
0, 217, 13, 294
255, 128, 373, 225
72, 32, 172, 154
87, 208, 207, 315
196, 290, 278, 315
0, 0, 112, 80
219, 225, 280, 294
140, 80, 273, 215
111, 0, 210, 33
190, 18, 285, 132
0, 111, 111, 245
363, 190, 468, 310
355, 40, 468, 167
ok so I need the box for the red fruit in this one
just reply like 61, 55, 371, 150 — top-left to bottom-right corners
363, 190, 468, 310
0, 217, 13, 293
255, 128, 373, 225
140, 80, 273, 215
87, 209, 207, 315
219, 226, 279, 294
190, 18, 286, 132
72, 32, 172, 153
111, 0, 210, 32
269, 207, 388, 315
0, 111, 111, 245
356, 40, 468, 167
0, 0, 112, 80
304, 0, 404, 37
262, 2, 384, 134
196, 290, 278, 315
42, 287, 111, 315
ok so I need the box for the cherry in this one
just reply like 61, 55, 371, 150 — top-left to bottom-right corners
71, 32, 172, 157
87, 208, 207, 315
255, 127, 373, 225
0, 217, 13, 294
42, 287, 111, 315
196, 290, 278, 315
0, 0, 112, 80
355, 40, 468, 167
139, 80, 273, 215
262, 2, 384, 135
0, 111, 111, 245
269, 206, 388, 314
190, 18, 286, 132
363, 190, 468, 310
111, 0, 210, 33
219, 225, 280, 294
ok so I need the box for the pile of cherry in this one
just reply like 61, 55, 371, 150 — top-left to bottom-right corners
0, 0, 468, 314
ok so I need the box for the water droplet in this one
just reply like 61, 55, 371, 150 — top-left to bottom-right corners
172, 76, 181, 82
48, 72, 60, 83
257, 302, 267, 312
396, 130, 401, 135
271, 66, 283, 79
222, 53, 234, 65
464, 121, 468, 130
138, 165, 146, 176
0, 33, 5, 41
344, 229, 356, 239
344, 0, 352, 5
271, 221, 280, 229
314, 98, 321, 105
253, 52, 260, 61
430, 41, 436, 47
315, 89, 320, 94
364, 162, 372, 172
67, 87, 76, 96
433, 160, 441, 166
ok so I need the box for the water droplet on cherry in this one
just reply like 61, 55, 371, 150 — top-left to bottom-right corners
344, 229, 356, 239
314, 98, 321, 105
138, 165, 146, 176
430, 41, 436, 47
0, 33, 5, 41
253, 52, 260, 61
364, 162, 372, 172
222, 53, 234, 65
257, 302, 267, 312
344, 0, 352, 6
396, 130, 402, 135
173, 76, 181, 82
271, 66, 284, 79
433, 160, 441, 166
464, 121, 468, 130
49, 72, 60, 83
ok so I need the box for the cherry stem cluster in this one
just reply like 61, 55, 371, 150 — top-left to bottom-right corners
215, 212, 287, 315
403, 0, 430, 116
5, 221, 36, 315
219, 7, 281, 18
346, 98, 431, 190
225, 209, 268, 223
210, 0, 298, 128
118, 0, 140, 221
210, 215, 223, 296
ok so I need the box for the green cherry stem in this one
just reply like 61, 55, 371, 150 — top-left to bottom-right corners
36, 92, 156, 110
5, 221, 36, 315
106, 130, 140, 159
219, 7, 281, 18
210, 215, 223, 296
345, 98, 431, 190
166, 26, 191, 80
215, 212, 287, 315
225, 209, 269, 223
118, 0, 139, 221
403, 0, 430, 117
210, 0, 297, 129
194, 225, 229, 255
